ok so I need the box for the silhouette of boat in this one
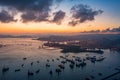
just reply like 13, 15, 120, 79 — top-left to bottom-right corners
2, 67, 9, 73
28, 70, 34, 76
15, 69, 20, 72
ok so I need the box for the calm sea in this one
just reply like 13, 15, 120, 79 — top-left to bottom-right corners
0, 38, 120, 80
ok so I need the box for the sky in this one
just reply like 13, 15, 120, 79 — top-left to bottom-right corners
0, 0, 120, 34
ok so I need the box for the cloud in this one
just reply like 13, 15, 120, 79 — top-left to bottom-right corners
68, 20, 78, 26
0, 0, 53, 11
69, 4, 103, 26
21, 10, 49, 22
0, 0, 55, 23
0, 0, 65, 23
82, 30, 100, 33
52, 10, 65, 24
0, 0, 103, 25
82, 26, 120, 33
0, 10, 16, 23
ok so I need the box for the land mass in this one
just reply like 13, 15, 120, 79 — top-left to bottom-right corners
43, 42, 104, 53
38, 34, 120, 52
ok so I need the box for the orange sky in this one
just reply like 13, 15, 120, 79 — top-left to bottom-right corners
0, 0, 120, 35
0, 22, 104, 34
0, 18, 119, 34
0, 11, 119, 34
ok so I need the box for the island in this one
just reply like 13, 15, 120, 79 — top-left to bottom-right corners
43, 42, 104, 54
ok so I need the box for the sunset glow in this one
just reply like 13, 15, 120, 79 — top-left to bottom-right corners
0, 1, 120, 80
0, 0, 120, 34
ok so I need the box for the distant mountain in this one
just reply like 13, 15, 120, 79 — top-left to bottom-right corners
38, 34, 120, 42
0, 34, 33, 38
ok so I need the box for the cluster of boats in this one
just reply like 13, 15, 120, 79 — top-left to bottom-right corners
1, 54, 106, 80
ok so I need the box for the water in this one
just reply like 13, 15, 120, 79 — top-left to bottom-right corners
0, 38, 120, 80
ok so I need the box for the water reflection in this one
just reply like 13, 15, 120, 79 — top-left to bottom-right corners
0, 38, 120, 80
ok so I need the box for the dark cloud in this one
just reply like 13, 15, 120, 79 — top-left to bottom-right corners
82, 26, 120, 33
68, 20, 78, 26
69, 4, 103, 26
0, 0, 65, 23
52, 10, 65, 24
0, 0, 54, 23
0, 1, 103, 25
21, 11, 36, 23
0, 0, 53, 11
0, 10, 16, 23
82, 30, 100, 33
21, 10, 49, 22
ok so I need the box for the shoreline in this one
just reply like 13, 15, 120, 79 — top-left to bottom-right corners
43, 42, 104, 54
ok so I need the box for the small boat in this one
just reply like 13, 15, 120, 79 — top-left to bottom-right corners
15, 69, 20, 72
2, 67, 9, 73
90, 57, 96, 63
80, 62, 87, 67
96, 57, 105, 62
36, 69, 40, 74
72, 56, 76, 58
98, 73, 102, 76
75, 58, 82, 62
61, 61, 67, 64
28, 70, 34, 76
31, 62, 33, 66
86, 56, 90, 60
23, 58, 27, 60
65, 54, 69, 58
58, 64, 65, 69
56, 58, 60, 61
52, 59, 54, 62
37, 61, 40, 63
49, 70, 53, 75
66, 59, 75, 64
60, 56, 64, 58
76, 63, 81, 67
55, 68, 61, 73
46, 63, 50, 67
47, 59, 49, 62
69, 64, 74, 69
21, 64, 24, 67
60, 56, 66, 59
